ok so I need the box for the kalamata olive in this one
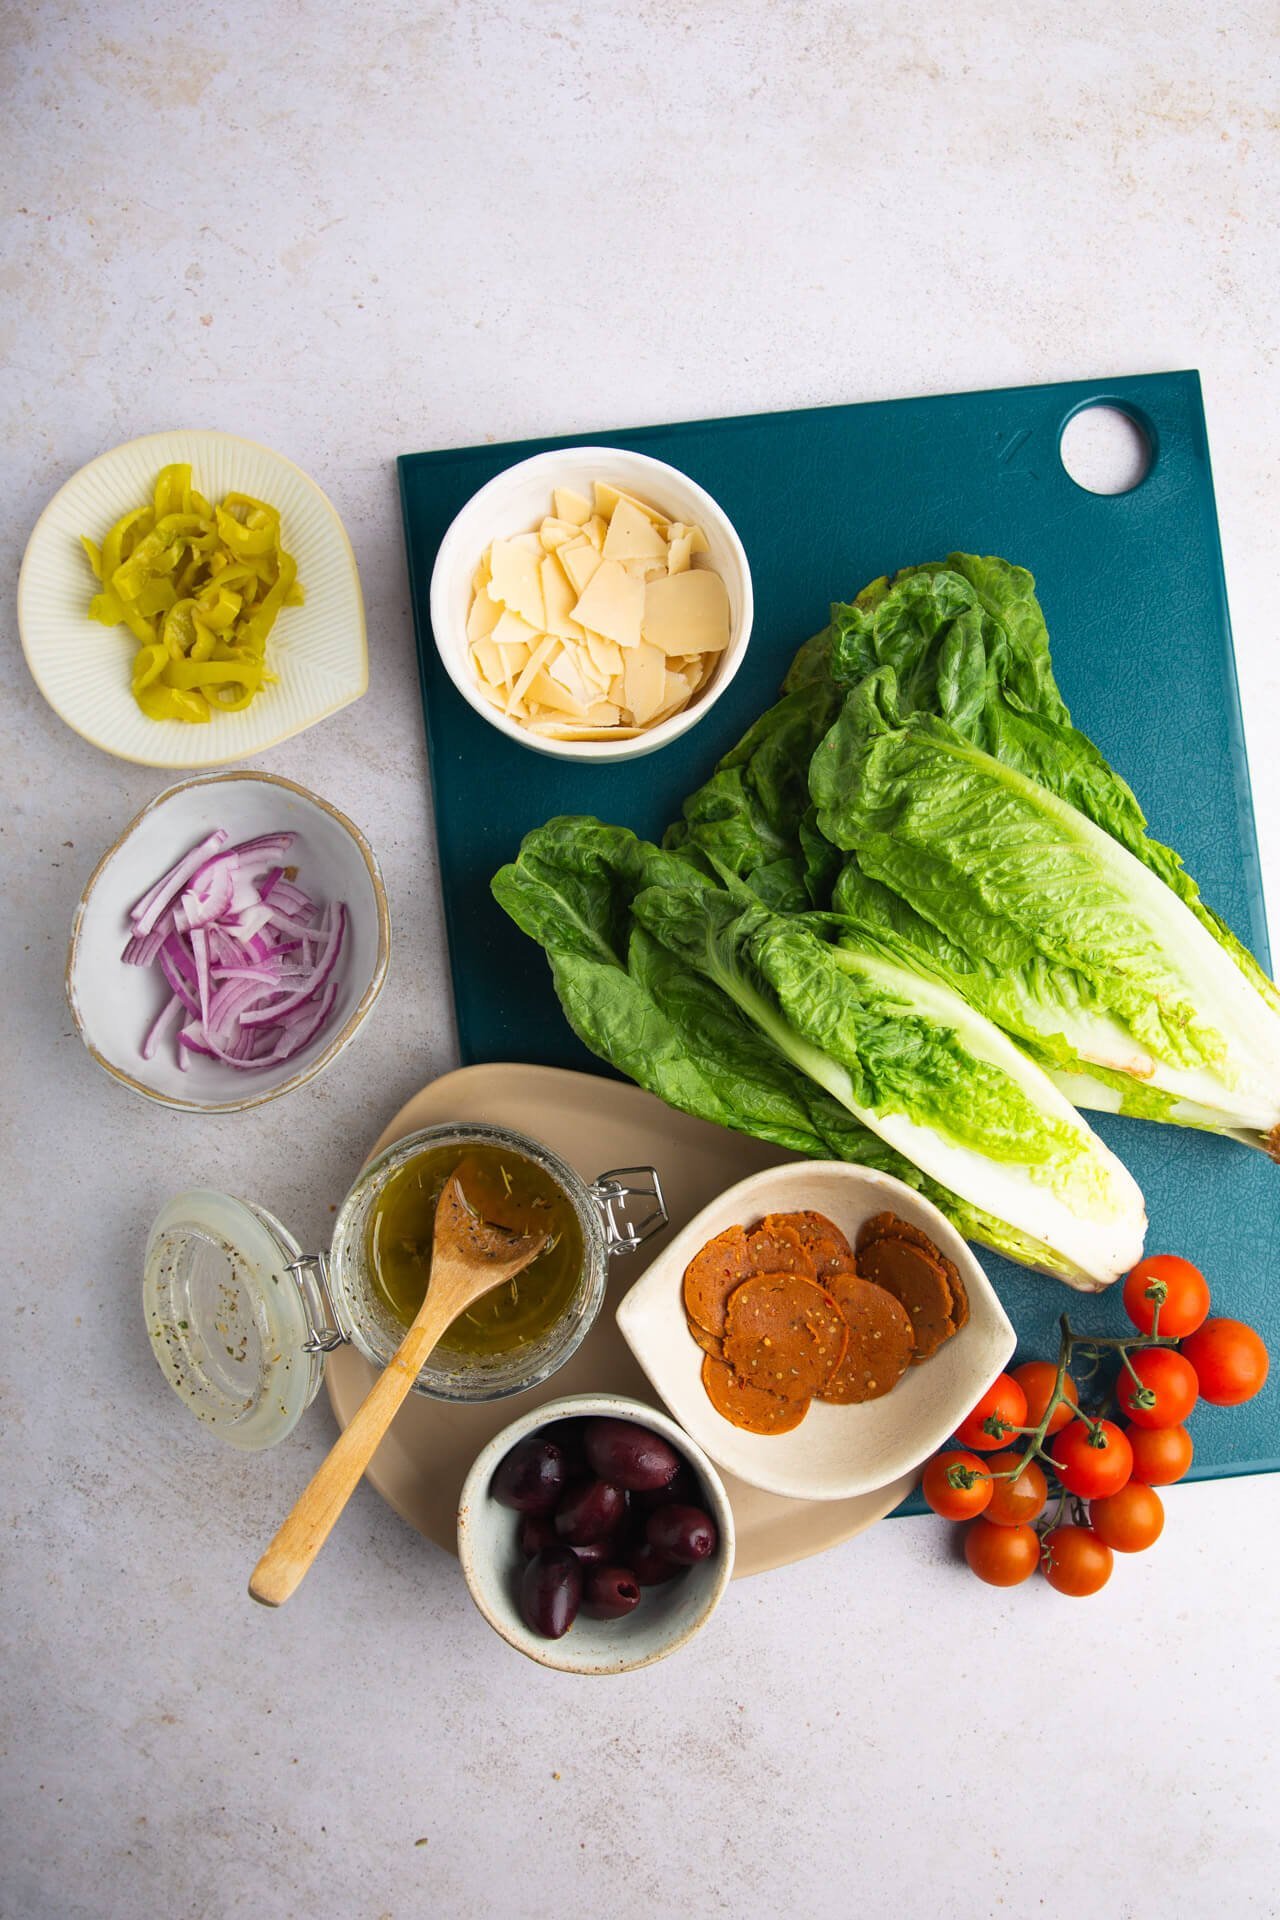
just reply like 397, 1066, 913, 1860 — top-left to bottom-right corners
646, 1504, 718, 1565
541, 1418, 590, 1476
518, 1513, 558, 1558
554, 1478, 626, 1545
625, 1540, 683, 1585
583, 1417, 681, 1492
520, 1548, 583, 1639
582, 1564, 642, 1620
632, 1463, 700, 1511
492, 1437, 566, 1514
568, 1539, 611, 1566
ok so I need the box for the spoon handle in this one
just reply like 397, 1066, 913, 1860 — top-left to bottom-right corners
248, 1294, 456, 1608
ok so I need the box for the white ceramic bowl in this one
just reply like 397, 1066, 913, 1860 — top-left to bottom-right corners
18, 429, 367, 768
457, 1393, 735, 1674
66, 772, 390, 1112
616, 1162, 1016, 1503
429, 446, 753, 763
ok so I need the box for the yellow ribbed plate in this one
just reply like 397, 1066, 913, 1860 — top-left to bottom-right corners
18, 429, 367, 768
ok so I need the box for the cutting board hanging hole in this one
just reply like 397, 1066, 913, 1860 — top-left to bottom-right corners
1059, 404, 1152, 495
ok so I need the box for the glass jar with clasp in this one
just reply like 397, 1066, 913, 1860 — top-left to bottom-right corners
143, 1122, 667, 1450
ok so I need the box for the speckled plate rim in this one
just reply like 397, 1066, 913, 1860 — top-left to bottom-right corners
65, 770, 391, 1113
17, 427, 368, 768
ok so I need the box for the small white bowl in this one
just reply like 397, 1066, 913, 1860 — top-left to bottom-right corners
429, 446, 753, 763
66, 771, 390, 1113
616, 1162, 1015, 1503
18, 429, 367, 768
457, 1393, 735, 1674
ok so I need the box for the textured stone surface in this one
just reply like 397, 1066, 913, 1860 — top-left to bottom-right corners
2, 3, 1278, 1915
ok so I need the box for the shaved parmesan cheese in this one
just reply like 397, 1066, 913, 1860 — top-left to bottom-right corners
642, 569, 730, 655
488, 539, 546, 629
570, 560, 644, 649
465, 477, 730, 739
553, 487, 592, 526
603, 498, 669, 563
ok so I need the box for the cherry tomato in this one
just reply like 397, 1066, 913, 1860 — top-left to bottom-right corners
1116, 1347, 1199, 1429
1050, 1416, 1133, 1499
1041, 1525, 1114, 1597
1089, 1481, 1164, 1553
1180, 1318, 1270, 1406
1011, 1360, 1078, 1437
921, 1449, 993, 1521
955, 1374, 1028, 1452
1125, 1422, 1194, 1486
983, 1451, 1048, 1526
964, 1519, 1040, 1586
1122, 1254, 1210, 1337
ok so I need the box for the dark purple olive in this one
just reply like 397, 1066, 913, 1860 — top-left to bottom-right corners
541, 1417, 590, 1474
583, 1417, 681, 1492
520, 1548, 583, 1640
632, 1463, 700, 1511
518, 1513, 558, 1558
554, 1478, 626, 1545
492, 1437, 566, 1514
582, 1564, 642, 1620
568, 1539, 611, 1566
646, 1504, 718, 1565
625, 1540, 683, 1586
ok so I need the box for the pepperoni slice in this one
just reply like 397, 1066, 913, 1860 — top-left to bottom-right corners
761, 1209, 854, 1279
723, 1272, 848, 1400
858, 1211, 969, 1336
744, 1222, 818, 1281
685, 1314, 725, 1361
818, 1271, 915, 1402
857, 1236, 958, 1362
682, 1224, 756, 1336
701, 1354, 810, 1435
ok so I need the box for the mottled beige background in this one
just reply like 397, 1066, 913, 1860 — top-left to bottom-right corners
2, 4, 1277, 1918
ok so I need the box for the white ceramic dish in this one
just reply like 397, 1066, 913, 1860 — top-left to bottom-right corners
616, 1162, 1016, 1503
457, 1393, 735, 1674
429, 446, 753, 763
18, 429, 367, 767
66, 771, 390, 1112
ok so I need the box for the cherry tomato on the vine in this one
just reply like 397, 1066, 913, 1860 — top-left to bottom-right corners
964, 1519, 1040, 1587
1050, 1416, 1133, 1499
1124, 1422, 1193, 1486
983, 1451, 1048, 1527
1179, 1319, 1269, 1407
955, 1374, 1028, 1452
1089, 1481, 1164, 1554
1010, 1360, 1078, 1437
1041, 1526, 1113, 1597
1116, 1347, 1199, 1429
921, 1449, 992, 1521
1122, 1254, 1210, 1338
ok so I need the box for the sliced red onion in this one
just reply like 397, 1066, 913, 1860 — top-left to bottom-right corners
126, 829, 347, 1075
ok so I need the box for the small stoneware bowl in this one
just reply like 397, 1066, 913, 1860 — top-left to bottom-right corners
67, 771, 390, 1112
457, 1393, 735, 1674
616, 1161, 1016, 1504
18, 428, 367, 768
429, 446, 753, 763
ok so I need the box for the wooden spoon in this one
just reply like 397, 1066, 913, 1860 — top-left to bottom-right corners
249, 1161, 549, 1607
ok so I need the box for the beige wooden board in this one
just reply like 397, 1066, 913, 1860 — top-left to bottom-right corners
325, 1063, 915, 1578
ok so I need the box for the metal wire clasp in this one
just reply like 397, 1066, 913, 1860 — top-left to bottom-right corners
286, 1252, 345, 1354
590, 1166, 668, 1256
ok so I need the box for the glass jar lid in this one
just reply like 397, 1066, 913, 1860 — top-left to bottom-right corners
143, 1189, 328, 1451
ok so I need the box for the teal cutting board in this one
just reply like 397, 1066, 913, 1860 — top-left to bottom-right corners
398, 372, 1278, 1501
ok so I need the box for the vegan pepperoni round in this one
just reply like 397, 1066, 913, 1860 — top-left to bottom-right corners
700, 1354, 810, 1435
682, 1224, 756, 1337
819, 1271, 915, 1403
857, 1235, 958, 1361
723, 1272, 848, 1400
